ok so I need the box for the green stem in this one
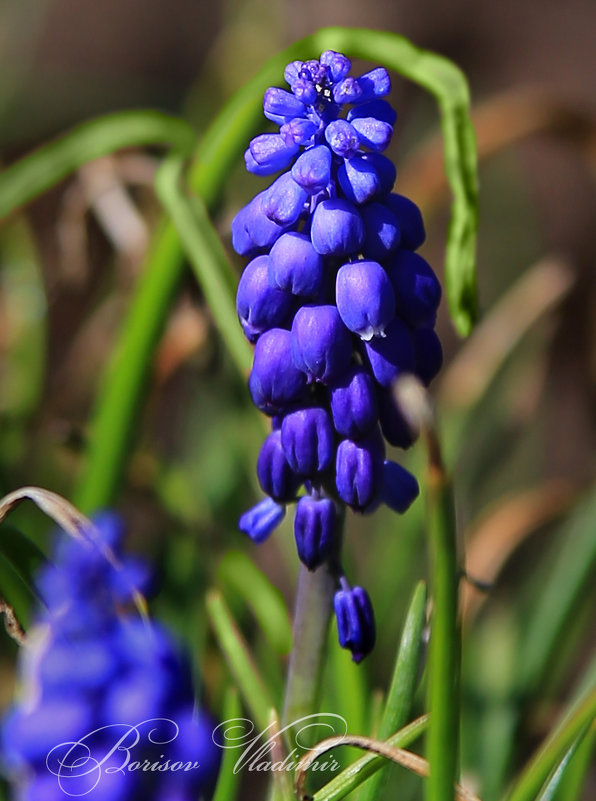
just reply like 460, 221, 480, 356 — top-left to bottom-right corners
426, 455, 461, 801
281, 562, 336, 730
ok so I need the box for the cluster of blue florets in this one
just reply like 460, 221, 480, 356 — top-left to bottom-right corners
1, 514, 220, 801
234, 52, 443, 662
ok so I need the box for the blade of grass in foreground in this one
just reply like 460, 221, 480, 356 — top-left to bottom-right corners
359, 580, 428, 801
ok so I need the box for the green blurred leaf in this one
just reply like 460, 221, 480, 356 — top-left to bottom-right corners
154, 154, 252, 376
0, 524, 46, 627
359, 581, 427, 801
507, 683, 596, 801
211, 687, 243, 801
218, 550, 292, 656
0, 111, 196, 219
206, 589, 276, 731
519, 486, 596, 695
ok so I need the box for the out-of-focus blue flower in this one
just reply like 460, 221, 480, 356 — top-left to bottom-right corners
1, 515, 221, 800
232, 50, 445, 661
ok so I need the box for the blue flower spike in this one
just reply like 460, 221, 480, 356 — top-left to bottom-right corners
233, 49, 444, 661
2, 516, 221, 800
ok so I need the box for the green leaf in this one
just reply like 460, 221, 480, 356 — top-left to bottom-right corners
359, 580, 427, 801
506, 683, 596, 801
424, 462, 460, 801
552, 725, 596, 801
211, 687, 243, 801
309, 715, 429, 801
217, 550, 292, 656
154, 154, 252, 376
519, 486, 596, 694
206, 589, 276, 731
0, 110, 196, 219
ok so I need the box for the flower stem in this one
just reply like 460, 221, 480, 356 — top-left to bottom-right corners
281, 561, 336, 730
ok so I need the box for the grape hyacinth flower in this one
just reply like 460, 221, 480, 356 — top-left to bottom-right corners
234, 51, 443, 662
1, 514, 221, 800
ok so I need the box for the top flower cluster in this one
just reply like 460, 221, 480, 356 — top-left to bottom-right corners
233, 52, 442, 661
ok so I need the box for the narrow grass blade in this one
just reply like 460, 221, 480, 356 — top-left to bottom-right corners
211, 687, 243, 801
206, 589, 276, 731
0, 111, 195, 219
217, 550, 293, 656
394, 377, 461, 801
518, 486, 596, 695
154, 154, 252, 376
359, 580, 428, 801
552, 724, 596, 801
506, 684, 596, 801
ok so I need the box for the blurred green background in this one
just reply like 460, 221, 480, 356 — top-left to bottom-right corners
0, 1, 595, 800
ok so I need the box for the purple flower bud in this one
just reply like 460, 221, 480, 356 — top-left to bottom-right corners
380, 460, 419, 513
262, 172, 308, 226
360, 201, 401, 260
231, 193, 287, 256
257, 430, 300, 502
249, 328, 308, 414
249, 134, 299, 174
384, 193, 426, 250
236, 255, 294, 342
338, 153, 396, 205
291, 305, 353, 383
335, 430, 385, 509
302, 59, 328, 85
351, 117, 393, 152
336, 260, 396, 340
411, 326, 443, 385
294, 495, 337, 570
348, 99, 397, 126
310, 198, 365, 256
245, 147, 280, 177
239, 497, 286, 543
268, 232, 324, 297
333, 76, 363, 105
356, 68, 391, 101
320, 50, 351, 82
281, 406, 334, 475
263, 88, 306, 124
292, 78, 318, 105
291, 145, 332, 194
377, 387, 417, 448
363, 317, 415, 387
280, 118, 318, 147
328, 365, 378, 439
284, 61, 303, 87
387, 251, 441, 328
325, 120, 360, 158
334, 583, 376, 663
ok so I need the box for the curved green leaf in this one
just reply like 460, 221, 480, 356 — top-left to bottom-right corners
217, 550, 292, 656
154, 155, 252, 376
0, 111, 196, 219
